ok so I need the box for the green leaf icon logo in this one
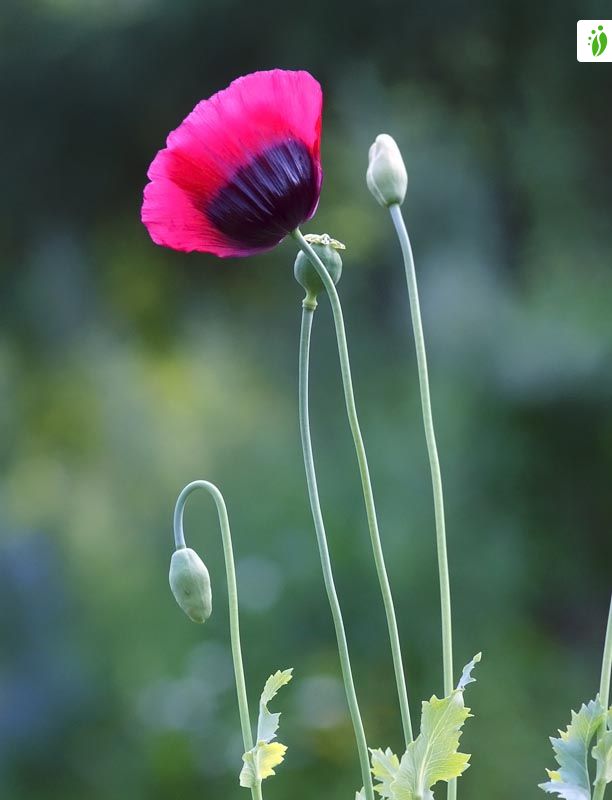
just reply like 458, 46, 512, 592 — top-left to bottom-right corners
597, 30, 608, 55
588, 25, 608, 57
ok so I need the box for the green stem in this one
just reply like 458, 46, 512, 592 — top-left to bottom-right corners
387, 205, 455, 799
292, 229, 414, 747
598, 595, 612, 715
298, 302, 376, 800
593, 594, 612, 800
387, 205, 454, 692
173, 480, 260, 799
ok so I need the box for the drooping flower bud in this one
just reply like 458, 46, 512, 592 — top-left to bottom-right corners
366, 134, 407, 207
294, 233, 344, 301
169, 547, 212, 623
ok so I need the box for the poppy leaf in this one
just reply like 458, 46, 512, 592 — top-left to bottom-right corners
240, 742, 288, 788
370, 747, 401, 798
239, 669, 293, 788
539, 698, 605, 799
592, 709, 612, 788
257, 668, 293, 743
369, 654, 481, 800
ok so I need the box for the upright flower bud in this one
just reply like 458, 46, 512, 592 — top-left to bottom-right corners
169, 547, 212, 623
294, 233, 344, 302
366, 134, 407, 207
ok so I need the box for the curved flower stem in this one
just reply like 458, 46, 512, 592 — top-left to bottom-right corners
593, 594, 612, 800
298, 301, 376, 800
173, 480, 262, 800
292, 228, 414, 748
387, 204, 455, 799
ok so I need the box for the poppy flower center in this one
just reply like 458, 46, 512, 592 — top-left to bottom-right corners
206, 139, 318, 249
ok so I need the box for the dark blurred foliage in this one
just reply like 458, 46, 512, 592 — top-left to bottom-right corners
1, 1, 611, 798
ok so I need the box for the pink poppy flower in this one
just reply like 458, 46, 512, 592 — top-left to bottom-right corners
141, 69, 323, 257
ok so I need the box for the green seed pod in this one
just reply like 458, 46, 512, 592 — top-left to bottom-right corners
294, 233, 344, 300
169, 547, 212, 623
366, 134, 408, 207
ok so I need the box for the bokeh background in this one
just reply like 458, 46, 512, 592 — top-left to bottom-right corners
1, 1, 611, 798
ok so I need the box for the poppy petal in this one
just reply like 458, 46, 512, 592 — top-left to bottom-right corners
142, 174, 241, 256
141, 69, 323, 257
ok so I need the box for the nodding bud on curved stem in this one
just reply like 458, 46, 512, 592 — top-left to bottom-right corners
169, 547, 212, 623
169, 479, 257, 768
366, 134, 407, 208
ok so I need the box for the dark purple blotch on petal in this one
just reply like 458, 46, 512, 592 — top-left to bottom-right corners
206, 139, 319, 249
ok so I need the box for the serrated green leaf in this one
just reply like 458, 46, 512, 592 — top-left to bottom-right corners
376, 655, 480, 800
457, 652, 482, 691
240, 742, 288, 788
392, 695, 470, 799
257, 668, 293, 743
539, 698, 604, 800
592, 709, 612, 787
240, 668, 293, 788
356, 790, 366, 800
371, 748, 401, 797
593, 731, 612, 785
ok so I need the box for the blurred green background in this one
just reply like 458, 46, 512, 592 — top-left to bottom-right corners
1, 1, 611, 798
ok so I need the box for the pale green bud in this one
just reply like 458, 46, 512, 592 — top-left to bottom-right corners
294, 233, 344, 301
366, 134, 407, 207
169, 547, 212, 623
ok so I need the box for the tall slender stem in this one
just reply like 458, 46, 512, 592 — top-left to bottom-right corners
292, 229, 414, 747
173, 480, 260, 799
598, 595, 612, 715
593, 594, 612, 800
387, 206, 454, 691
387, 205, 455, 798
298, 302, 375, 800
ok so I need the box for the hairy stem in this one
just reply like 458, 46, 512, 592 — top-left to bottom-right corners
292, 228, 414, 747
298, 302, 375, 800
